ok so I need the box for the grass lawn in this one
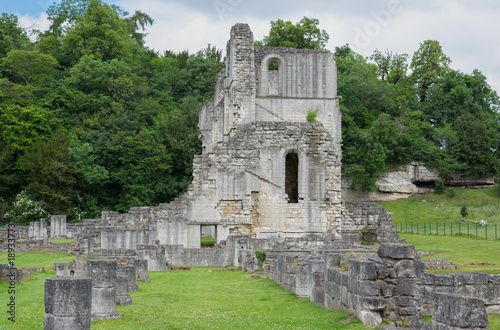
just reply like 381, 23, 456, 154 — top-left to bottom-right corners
50, 238, 75, 243
379, 187, 500, 226
400, 233, 500, 274
0, 252, 368, 329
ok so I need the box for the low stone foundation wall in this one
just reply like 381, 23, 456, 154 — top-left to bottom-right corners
419, 272, 500, 314
265, 243, 500, 328
424, 292, 489, 329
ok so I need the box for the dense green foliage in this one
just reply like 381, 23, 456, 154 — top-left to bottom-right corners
0, 0, 222, 224
1, 11, 498, 225
255, 17, 329, 50
336, 43, 499, 191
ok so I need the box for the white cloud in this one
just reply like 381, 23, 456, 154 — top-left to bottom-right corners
17, 13, 50, 40
13, 0, 500, 94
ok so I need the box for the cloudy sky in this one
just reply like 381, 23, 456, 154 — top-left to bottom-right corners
6, 0, 500, 94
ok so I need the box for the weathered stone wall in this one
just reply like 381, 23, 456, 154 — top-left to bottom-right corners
44, 277, 92, 330
50, 215, 67, 239
29, 219, 48, 240
424, 292, 489, 329
342, 202, 399, 242
419, 272, 500, 315
267, 244, 426, 328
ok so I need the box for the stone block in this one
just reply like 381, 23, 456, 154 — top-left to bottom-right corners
394, 296, 421, 308
462, 273, 489, 285
115, 275, 132, 306
398, 306, 418, 316
489, 274, 500, 285
395, 260, 417, 278
376, 263, 389, 279
360, 297, 387, 311
378, 243, 415, 260
87, 260, 117, 288
87, 260, 120, 321
44, 277, 92, 330
431, 292, 489, 328
357, 310, 382, 328
397, 278, 417, 296
134, 259, 151, 283
356, 280, 381, 296
312, 272, 324, 288
348, 257, 378, 280
433, 274, 454, 286
117, 265, 139, 292
381, 285, 395, 298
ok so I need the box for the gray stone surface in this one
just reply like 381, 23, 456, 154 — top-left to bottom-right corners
430, 292, 489, 328
134, 259, 151, 283
50, 215, 67, 239
378, 243, 415, 259
87, 260, 120, 321
43, 277, 92, 330
0, 263, 22, 284
115, 275, 132, 305
117, 264, 139, 292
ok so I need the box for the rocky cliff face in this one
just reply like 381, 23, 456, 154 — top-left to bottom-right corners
343, 162, 496, 202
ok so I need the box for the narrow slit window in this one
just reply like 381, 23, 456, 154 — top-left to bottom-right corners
285, 153, 299, 203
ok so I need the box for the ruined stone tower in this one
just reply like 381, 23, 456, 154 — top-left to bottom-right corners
192, 23, 343, 239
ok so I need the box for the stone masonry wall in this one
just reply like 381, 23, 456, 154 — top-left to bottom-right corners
419, 272, 500, 315
267, 243, 425, 328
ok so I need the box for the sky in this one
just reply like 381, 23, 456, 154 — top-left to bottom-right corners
4, 0, 500, 94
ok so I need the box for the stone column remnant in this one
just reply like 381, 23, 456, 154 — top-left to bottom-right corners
115, 274, 132, 305
50, 215, 67, 239
43, 277, 92, 330
134, 259, 151, 283
87, 260, 120, 321
117, 264, 139, 291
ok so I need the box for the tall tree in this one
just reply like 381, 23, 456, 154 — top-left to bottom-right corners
410, 40, 451, 102
370, 49, 409, 85
255, 17, 329, 50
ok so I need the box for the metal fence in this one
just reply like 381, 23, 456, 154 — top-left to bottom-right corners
395, 222, 499, 240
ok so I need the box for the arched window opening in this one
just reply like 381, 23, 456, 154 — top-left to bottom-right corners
285, 153, 299, 203
268, 60, 280, 95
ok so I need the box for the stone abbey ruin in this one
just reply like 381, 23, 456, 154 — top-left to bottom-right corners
1, 24, 498, 329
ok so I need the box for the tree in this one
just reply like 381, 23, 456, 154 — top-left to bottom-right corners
23, 130, 79, 216
410, 40, 451, 102
0, 50, 59, 87
256, 17, 329, 50
370, 49, 409, 85
0, 13, 33, 57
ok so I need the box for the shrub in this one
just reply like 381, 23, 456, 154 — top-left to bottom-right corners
306, 108, 319, 122
460, 205, 469, 218
4, 191, 50, 225
445, 187, 456, 198
255, 249, 266, 268
434, 180, 445, 194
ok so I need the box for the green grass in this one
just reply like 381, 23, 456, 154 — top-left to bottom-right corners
201, 236, 216, 246
0, 252, 368, 329
379, 187, 500, 225
400, 233, 500, 274
50, 238, 75, 243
